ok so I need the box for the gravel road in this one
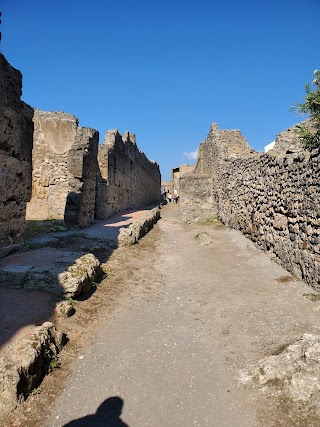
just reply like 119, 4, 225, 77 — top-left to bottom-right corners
20, 203, 320, 426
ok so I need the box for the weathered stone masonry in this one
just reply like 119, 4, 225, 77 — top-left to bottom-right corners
0, 54, 33, 249
180, 122, 320, 290
0, 53, 161, 248
26, 111, 99, 227
96, 129, 161, 219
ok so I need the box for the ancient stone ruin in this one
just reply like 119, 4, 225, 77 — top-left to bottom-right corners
26, 110, 99, 228
171, 164, 195, 198
179, 121, 320, 290
0, 53, 33, 254
0, 53, 162, 419
0, 53, 161, 242
96, 129, 161, 219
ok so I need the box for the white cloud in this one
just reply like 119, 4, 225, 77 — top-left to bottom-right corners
183, 149, 198, 160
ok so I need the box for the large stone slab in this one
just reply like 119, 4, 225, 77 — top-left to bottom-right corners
118, 207, 160, 246
0, 247, 102, 298
240, 334, 320, 404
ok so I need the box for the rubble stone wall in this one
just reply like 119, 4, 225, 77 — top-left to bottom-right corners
270, 119, 315, 157
180, 122, 320, 289
96, 129, 161, 219
26, 111, 99, 227
0, 54, 33, 248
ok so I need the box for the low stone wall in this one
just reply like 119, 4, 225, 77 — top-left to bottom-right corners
26, 111, 99, 228
0, 322, 66, 420
0, 54, 33, 250
180, 122, 320, 290
118, 207, 161, 246
96, 130, 161, 219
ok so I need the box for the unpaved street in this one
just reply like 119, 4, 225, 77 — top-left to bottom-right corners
16, 203, 320, 426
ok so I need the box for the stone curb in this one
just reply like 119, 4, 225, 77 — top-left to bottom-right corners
0, 322, 67, 420
117, 207, 161, 247
0, 252, 102, 298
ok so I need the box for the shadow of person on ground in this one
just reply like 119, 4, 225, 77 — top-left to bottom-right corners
63, 396, 130, 426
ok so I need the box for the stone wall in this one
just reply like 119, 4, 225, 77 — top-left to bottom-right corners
268, 118, 316, 157
180, 122, 320, 290
0, 54, 33, 250
26, 111, 99, 228
96, 129, 161, 219
179, 175, 213, 222
171, 164, 195, 197
194, 122, 254, 175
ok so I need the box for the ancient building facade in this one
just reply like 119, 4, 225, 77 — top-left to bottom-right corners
0, 54, 33, 250
96, 130, 161, 219
171, 164, 195, 197
180, 122, 320, 290
26, 111, 99, 228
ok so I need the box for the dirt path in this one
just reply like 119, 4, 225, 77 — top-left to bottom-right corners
11, 203, 320, 426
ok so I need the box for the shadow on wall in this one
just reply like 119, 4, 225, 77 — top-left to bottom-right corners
62, 396, 130, 427
64, 191, 82, 227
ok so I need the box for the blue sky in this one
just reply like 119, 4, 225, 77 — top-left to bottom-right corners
1, 0, 319, 181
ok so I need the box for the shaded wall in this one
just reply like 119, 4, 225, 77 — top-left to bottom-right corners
26, 111, 99, 227
0, 54, 33, 250
180, 122, 320, 290
96, 129, 161, 219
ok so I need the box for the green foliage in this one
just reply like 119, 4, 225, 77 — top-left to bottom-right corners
199, 214, 222, 225
294, 70, 320, 150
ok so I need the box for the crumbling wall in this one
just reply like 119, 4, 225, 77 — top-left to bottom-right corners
270, 119, 314, 156
182, 122, 256, 221
194, 122, 254, 174
180, 122, 320, 289
26, 111, 99, 227
0, 54, 33, 251
96, 129, 161, 219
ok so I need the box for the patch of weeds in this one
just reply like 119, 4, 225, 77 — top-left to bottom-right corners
26, 219, 66, 236
303, 293, 320, 302
199, 214, 223, 226
24, 243, 38, 251
101, 264, 113, 278
31, 388, 40, 395
49, 360, 60, 369
198, 214, 221, 225
65, 297, 74, 305
44, 348, 51, 358
276, 275, 295, 283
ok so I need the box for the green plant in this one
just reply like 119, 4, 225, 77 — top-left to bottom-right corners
101, 264, 113, 278
293, 69, 320, 150
303, 293, 320, 302
199, 214, 222, 226
50, 360, 60, 369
